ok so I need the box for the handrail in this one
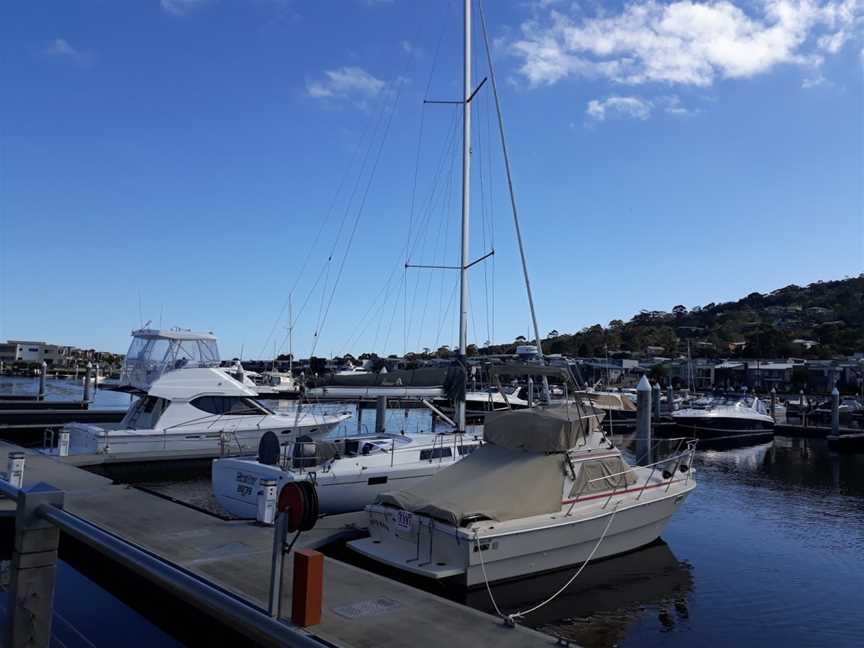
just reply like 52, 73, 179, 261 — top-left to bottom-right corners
37, 503, 320, 648
0, 475, 322, 648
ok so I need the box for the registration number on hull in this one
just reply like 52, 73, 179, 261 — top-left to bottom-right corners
395, 510, 414, 532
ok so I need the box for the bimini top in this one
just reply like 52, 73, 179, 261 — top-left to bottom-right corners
119, 328, 221, 391
483, 405, 601, 453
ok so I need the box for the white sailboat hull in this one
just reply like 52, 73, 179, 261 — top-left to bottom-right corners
213, 458, 453, 518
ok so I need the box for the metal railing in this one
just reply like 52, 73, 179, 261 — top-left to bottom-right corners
0, 470, 322, 648
565, 441, 697, 517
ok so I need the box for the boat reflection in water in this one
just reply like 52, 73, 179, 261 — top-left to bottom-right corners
459, 540, 693, 648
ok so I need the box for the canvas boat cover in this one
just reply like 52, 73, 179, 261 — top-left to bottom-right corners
375, 444, 565, 526
482, 406, 600, 452
577, 391, 637, 412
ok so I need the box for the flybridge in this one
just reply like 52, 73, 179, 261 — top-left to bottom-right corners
119, 328, 221, 392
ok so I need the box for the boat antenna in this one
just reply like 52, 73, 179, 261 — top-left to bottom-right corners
478, 1, 545, 365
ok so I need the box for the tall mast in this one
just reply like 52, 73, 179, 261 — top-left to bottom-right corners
455, 0, 472, 433
288, 294, 294, 375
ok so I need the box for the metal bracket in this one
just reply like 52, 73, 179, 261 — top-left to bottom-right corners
423, 77, 487, 105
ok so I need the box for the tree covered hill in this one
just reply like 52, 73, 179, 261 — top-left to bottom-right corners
484, 276, 864, 360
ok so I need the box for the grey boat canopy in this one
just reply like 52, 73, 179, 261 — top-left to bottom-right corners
483, 406, 601, 452
376, 444, 565, 526
375, 406, 607, 526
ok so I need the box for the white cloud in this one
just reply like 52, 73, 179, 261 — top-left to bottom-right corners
161, 0, 211, 16
586, 96, 653, 121
585, 94, 697, 122
43, 38, 95, 67
306, 66, 388, 108
512, 1, 862, 87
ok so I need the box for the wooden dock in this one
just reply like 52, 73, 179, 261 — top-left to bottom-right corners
0, 442, 557, 647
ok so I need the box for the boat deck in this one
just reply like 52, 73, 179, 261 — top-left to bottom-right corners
0, 441, 557, 648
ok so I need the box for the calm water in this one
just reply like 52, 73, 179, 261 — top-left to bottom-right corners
3, 379, 863, 647
0, 375, 136, 409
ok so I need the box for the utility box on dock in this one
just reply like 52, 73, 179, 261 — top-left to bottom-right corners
292, 549, 323, 627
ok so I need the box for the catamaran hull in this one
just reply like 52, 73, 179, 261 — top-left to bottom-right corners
350, 485, 695, 588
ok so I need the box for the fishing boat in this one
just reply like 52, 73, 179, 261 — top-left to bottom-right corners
348, 407, 696, 587
348, 0, 696, 588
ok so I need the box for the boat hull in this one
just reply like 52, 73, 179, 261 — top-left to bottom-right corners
350, 484, 695, 588
213, 460, 449, 518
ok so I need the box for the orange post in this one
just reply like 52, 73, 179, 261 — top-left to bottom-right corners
291, 549, 324, 627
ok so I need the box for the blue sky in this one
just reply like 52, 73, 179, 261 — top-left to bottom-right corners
1, 0, 861, 359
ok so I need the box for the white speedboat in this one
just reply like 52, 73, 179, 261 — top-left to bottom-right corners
212, 431, 481, 518
348, 406, 696, 587
59, 367, 350, 456
671, 396, 774, 440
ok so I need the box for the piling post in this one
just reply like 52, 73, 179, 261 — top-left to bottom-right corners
831, 387, 840, 436
636, 376, 653, 466
83, 362, 93, 403
666, 384, 674, 413
652, 381, 661, 421
38, 362, 47, 400
800, 390, 807, 428
375, 396, 387, 435
770, 388, 776, 422
94, 362, 100, 389
7, 482, 65, 648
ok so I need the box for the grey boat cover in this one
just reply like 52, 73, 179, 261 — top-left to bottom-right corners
376, 444, 565, 526
483, 406, 600, 452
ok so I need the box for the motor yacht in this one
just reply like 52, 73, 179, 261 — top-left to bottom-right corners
58, 367, 350, 456
213, 430, 482, 518
348, 406, 696, 587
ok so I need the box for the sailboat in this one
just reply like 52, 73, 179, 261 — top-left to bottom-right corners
348, 0, 697, 588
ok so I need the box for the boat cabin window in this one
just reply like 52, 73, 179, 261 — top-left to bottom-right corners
420, 447, 453, 461
122, 395, 169, 430
191, 396, 267, 416
457, 444, 478, 456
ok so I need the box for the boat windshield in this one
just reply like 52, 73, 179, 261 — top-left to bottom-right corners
119, 329, 220, 390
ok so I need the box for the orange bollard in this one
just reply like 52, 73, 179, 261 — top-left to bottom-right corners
292, 549, 324, 626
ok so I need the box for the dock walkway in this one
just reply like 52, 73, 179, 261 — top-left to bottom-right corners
0, 442, 556, 648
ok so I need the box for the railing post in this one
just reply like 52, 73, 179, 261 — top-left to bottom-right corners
770, 388, 776, 422
8, 482, 65, 648
831, 387, 840, 436
268, 512, 289, 617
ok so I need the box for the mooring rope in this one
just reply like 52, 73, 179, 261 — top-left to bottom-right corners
474, 501, 621, 627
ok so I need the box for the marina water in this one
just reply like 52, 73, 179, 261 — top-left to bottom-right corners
2, 377, 863, 647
